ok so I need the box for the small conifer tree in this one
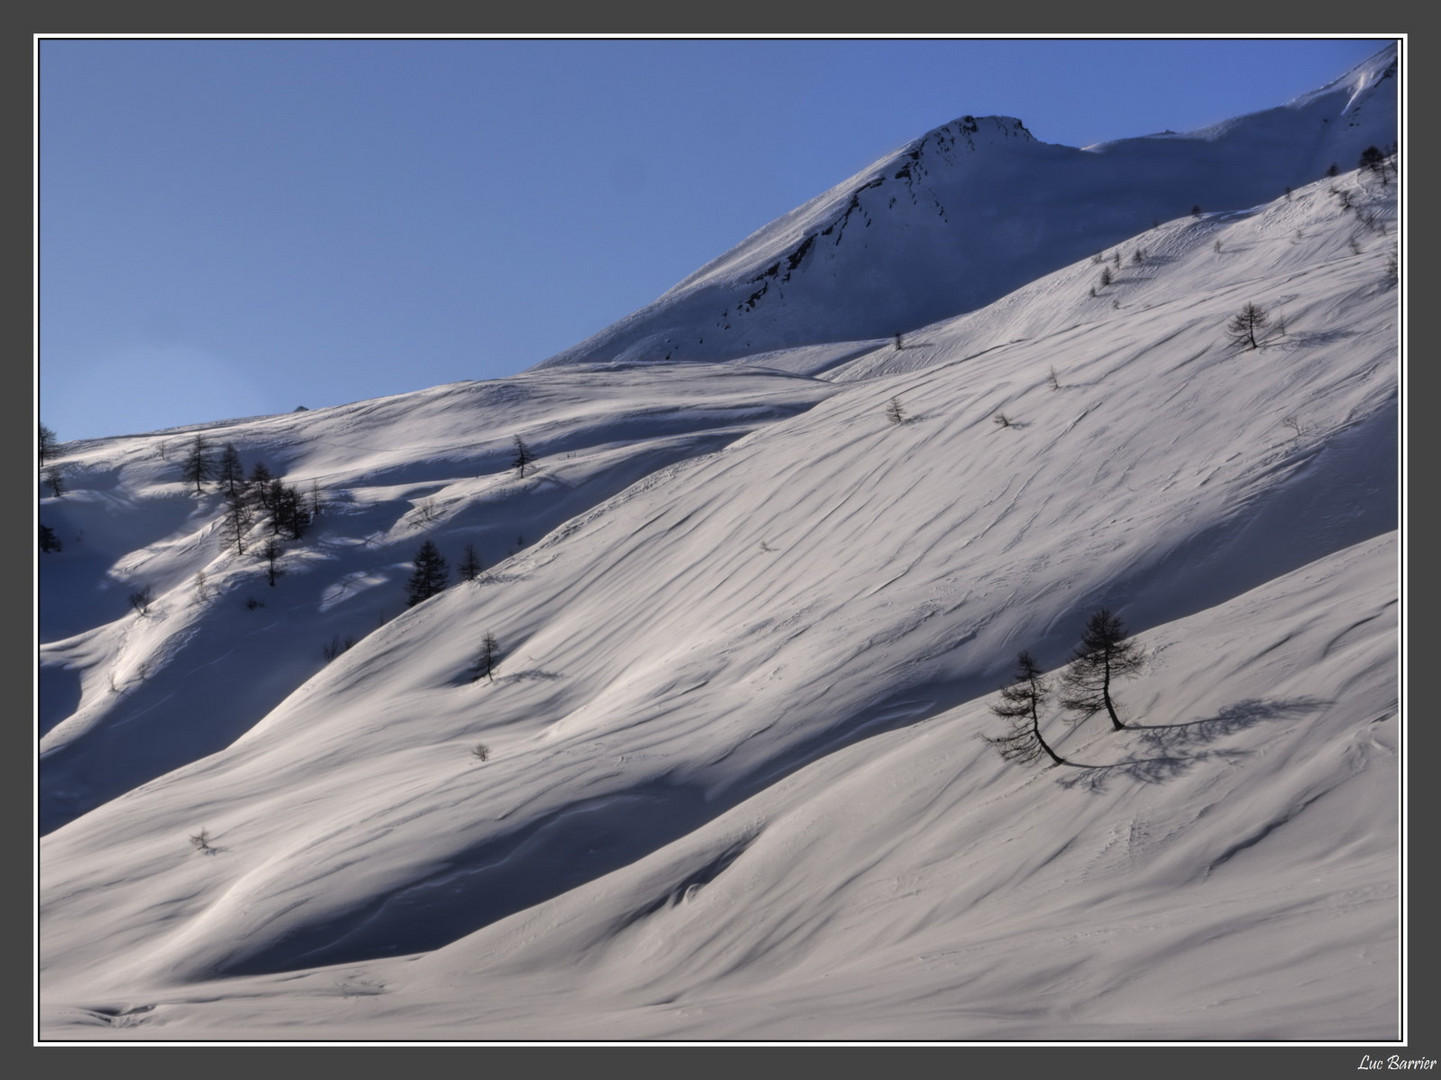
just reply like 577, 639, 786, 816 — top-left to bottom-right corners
224, 495, 251, 555
471, 632, 500, 683
182, 434, 215, 495
1060, 609, 1145, 731
512, 435, 536, 479
459, 542, 484, 582
261, 537, 284, 586
406, 540, 449, 607
218, 443, 246, 497
1226, 302, 1269, 350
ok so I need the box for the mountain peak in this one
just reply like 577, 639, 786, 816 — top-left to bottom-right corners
538, 50, 1395, 373
911, 113, 1038, 152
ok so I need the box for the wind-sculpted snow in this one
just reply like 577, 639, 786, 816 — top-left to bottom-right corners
38, 367, 838, 832
38, 61, 1399, 1041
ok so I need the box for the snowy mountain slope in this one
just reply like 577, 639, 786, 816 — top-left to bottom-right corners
41, 531, 1394, 1041
535, 45, 1396, 373
37, 153, 1399, 1041
39, 366, 837, 832
827, 165, 1399, 384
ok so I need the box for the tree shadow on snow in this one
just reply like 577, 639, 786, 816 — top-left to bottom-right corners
1281, 327, 1357, 349
1131, 696, 1327, 750
449, 667, 563, 688
1055, 750, 1220, 792
1054, 696, 1325, 794
501, 668, 564, 683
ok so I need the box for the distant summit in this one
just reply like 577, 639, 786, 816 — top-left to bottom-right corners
537, 44, 1397, 371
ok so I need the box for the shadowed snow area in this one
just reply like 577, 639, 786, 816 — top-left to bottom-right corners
38, 47, 1400, 1042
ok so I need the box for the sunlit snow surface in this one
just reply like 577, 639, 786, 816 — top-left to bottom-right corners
38, 51, 1399, 1042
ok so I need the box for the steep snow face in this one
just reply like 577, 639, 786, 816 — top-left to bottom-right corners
536, 45, 1397, 372
38, 162, 1399, 1040
1282, 40, 1398, 123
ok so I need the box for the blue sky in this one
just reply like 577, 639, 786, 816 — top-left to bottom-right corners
37, 36, 1396, 442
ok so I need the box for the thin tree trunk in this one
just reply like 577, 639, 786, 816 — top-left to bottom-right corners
1103, 662, 1126, 730
1031, 708, 1067, 766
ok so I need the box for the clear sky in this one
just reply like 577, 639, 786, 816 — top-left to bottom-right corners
37, 36, 1396, 442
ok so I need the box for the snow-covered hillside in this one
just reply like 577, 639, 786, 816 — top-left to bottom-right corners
37, 48, 1401, 1043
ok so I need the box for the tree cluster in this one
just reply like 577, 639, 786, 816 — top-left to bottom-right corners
1358, 144, 1395, 185
986, 609, 1144, 768
261, 479, 313, 540
402, 535, 496, 607
181, 439, 317, 542
199, 448, 321, 586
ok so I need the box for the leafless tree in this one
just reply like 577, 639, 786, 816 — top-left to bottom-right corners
471, 632, 501, 683
986, 651, 1066, 767
39, 423, 58, 465
223, 495, 252, 555
459, 542, 484, 582
1060, 609, 1145, 731
261, 537, 284, 586
1225, 302, 1269, 350
217, 443, 246, 497
182, 434, 214, 495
